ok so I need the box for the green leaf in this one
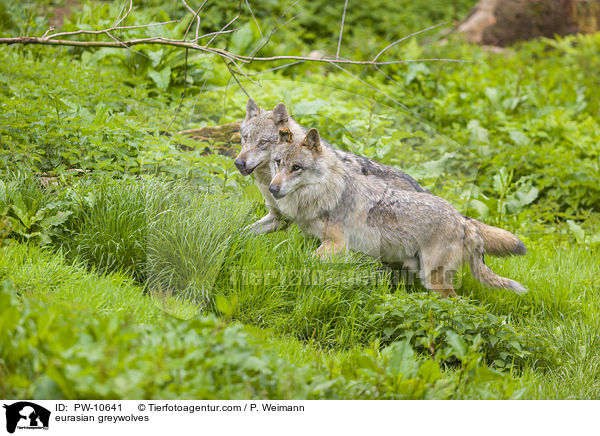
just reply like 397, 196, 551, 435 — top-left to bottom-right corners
445, 331, 467, 360
148, 66, 171, 90
229, 22, 255, 55
566, 220, 585, 243
215, 295, 233, 317
417, 359, 441, 382
387, 341, 416, 378
147, 49, 165, 68
467, 119, 489, 144
509, 130, 530, 147
468, 199, 489, 218
294, 99, 328, 115
40, 210, 73, 228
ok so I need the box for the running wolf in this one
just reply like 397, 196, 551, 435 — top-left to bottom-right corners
235, 98, 526, 258
267, 127, 527, 297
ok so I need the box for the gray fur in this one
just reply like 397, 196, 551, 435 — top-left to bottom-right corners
269, 129, 527, 297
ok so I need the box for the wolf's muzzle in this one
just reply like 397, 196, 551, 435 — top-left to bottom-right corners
234, 159, 247, 173
235, 159, 260, 175
269, 184, 283, 198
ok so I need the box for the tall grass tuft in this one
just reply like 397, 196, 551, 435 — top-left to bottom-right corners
63, 177, 184, 283
146, 193, 252, 306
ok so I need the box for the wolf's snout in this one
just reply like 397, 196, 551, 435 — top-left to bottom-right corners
234, 159, 246, 172
269, 184, 282, 198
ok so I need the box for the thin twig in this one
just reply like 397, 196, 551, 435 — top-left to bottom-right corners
373, 22, 448, 61
184, 0, 209, 41
374, 65, 416, 97
41, 26, 55, 39
206, 13, 240, 48
245, 0, 263, 38
248, 0, 301, 57
181, 0, 206, 42
246, 60, 305, 76
45, 20, 181, 40
336, 0, 349, 59
114, 0, 133, 28
187, 77, 208, 126
331, 63, 410, 112
166, 47, 189, 131
106, 30, 146, 57
225, 61, 250, 97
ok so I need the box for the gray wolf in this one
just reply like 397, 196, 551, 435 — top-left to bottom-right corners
234, 98, 526, 258
268, 127, 527, 297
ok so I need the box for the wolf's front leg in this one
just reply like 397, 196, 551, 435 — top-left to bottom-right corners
314, 238, 347, 260
245, 212, 288, 235
314, 240, 346, 259
314, 226, 347, 260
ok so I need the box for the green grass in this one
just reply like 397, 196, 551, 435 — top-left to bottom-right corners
2, 173, 600, 398
0, 241, 524, 400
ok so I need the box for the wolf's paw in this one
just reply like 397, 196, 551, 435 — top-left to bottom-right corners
243, 221, 262, 235
313, 241, 343, 261
432, 288, 457, 298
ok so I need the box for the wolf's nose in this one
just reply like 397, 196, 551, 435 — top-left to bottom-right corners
269, 185, 280, 195
234, 159, 246, 171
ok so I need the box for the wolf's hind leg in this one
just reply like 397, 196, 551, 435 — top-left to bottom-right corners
245, 212, 288, 235
419, 246, 461, 298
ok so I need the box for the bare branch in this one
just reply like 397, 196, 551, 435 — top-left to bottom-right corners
0, 36, 471, 68
45, 20, 181, 40
225, 61, 250, 97
245, 0, 263, 38
166, 47, 189, 131
373, 22, 448, 62
248, 0, 301, 57
180, 0, 206, 42
0, 0, 470, 122
336, 0, 349, 59
41, 26, 55, 39
246, 60, 305, 76
205, 13, 240, 48
238, 53, 472, 66
114, 0, 134, 28
105, 30, 146, 58
374, 65, 416, 97
331, 63, 410, 112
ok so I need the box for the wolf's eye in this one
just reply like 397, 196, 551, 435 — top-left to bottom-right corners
292, 165, 302, 172
274, 159, 281, 166
242, 134, 248, 141
259, 138, 269, 146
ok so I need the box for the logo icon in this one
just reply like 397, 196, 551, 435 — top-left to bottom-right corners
3, 402, 50, 434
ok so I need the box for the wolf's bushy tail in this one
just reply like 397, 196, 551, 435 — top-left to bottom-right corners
471, 219, 526, 257
465, 222, 527, 294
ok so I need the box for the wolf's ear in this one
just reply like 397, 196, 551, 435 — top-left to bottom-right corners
278, 128, 293, 143
245, 98, 260, 121
272, 102, 289, 125
301, 128, 321, 152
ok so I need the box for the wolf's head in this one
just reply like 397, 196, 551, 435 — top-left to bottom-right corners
234, 98, 290, 175
268, 128, 324, 199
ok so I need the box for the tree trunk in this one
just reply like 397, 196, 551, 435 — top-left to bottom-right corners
458, 0, 599, 46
